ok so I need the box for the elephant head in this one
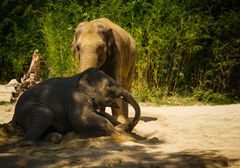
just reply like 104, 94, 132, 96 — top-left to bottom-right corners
72, 20, 116, 72
78, 68, 140, 132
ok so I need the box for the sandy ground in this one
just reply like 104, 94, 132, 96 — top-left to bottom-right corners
0, 103, 240, 168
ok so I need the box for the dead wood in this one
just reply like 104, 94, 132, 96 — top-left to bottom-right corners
10, 49, 42, 102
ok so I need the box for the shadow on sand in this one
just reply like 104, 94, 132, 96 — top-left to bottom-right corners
0, 123, 238, 168
139, 116, 158, 122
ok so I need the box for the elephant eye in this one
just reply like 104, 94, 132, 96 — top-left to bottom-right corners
77, 45, 80, 52
98, 43, 105, 50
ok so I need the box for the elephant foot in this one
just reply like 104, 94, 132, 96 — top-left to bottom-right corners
115, 120, 131, 132
116, 115, 129, 124
116, 116, 132, 131
44, 132, 63, 144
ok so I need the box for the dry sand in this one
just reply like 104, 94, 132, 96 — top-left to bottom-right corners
0, 103, 240, 168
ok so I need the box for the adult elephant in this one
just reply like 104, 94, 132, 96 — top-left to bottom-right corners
71, 18, 136, 123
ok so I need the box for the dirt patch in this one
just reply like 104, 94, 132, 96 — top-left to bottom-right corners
0, 103, 240, 167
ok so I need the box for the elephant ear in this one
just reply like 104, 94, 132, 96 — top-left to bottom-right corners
71, 30, 77, 57
106, 28, 117, 57
77, 70, 95, 98
71, 28, 81, 59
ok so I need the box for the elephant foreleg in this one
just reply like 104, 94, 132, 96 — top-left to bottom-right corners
112, 99, 129, 123
21, 107, 53, 145
44, 132, 63, 144
72, 111, 120, 137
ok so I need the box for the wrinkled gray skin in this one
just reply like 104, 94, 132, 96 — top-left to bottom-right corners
72, 18, 136, 123
12, 68, 140, 144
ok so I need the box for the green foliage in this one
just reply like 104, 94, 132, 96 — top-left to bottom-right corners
193, 87, 238, 104
40, 2, 81, 77
0, 0, 239, 102
130, 0, 240, 100
132, 84, 164, 103
0, 0, 44, 82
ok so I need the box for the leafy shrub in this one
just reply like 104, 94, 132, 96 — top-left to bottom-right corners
0, 0, 239, 101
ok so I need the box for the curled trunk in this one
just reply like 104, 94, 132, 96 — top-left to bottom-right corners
110, 86, 141, 131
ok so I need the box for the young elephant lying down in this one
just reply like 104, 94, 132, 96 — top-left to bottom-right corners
11, 68, 140, 144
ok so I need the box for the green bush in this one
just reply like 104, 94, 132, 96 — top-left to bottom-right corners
0, 0, 239, 102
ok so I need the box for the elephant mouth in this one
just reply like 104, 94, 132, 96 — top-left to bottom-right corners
100, 100, 120, 109
95, 99, 120, 112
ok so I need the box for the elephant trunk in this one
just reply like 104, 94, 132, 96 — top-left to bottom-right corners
79, 51, 98, 72
110, 86, 141, 132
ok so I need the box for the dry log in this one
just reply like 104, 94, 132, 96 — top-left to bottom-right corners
10, 49, 42, 102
